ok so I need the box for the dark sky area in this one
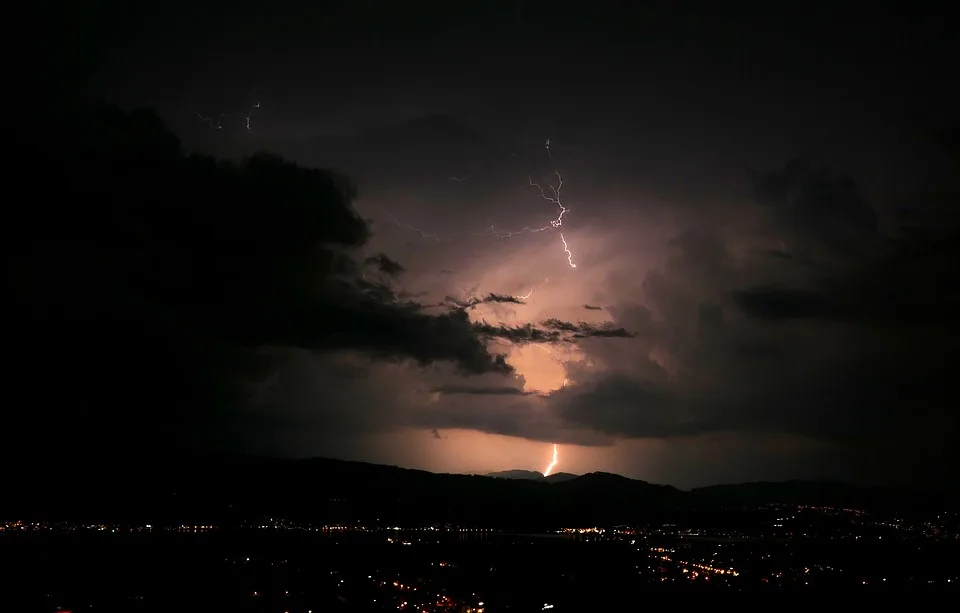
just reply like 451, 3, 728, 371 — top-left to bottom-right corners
17, 1, 959, 490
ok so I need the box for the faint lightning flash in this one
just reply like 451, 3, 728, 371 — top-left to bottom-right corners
512, 273, 571, 303
391, 215, 449, 242
244, 100, 261, 130
543, 443, 559, 477
532, 343, 569, 389
194, 99, 261, 131
193, 111, 224, 130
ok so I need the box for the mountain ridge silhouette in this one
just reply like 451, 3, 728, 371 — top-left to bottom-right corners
6, 454, 948, 524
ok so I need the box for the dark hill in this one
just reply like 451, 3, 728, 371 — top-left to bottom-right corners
486, 470, 580, 484
487, 470, 544, 480
690, 480, 932, 510
5, 455, 944, 525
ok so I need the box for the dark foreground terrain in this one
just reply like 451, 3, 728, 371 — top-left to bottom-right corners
6, 454, 954, 527
4, 457, 958, 610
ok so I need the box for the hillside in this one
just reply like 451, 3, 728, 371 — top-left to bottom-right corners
689, 480, 927, 510
4, 455, 943, 525
486, 470, 579, 484
487, 470, 544, 480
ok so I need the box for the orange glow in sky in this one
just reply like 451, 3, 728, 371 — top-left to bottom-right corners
506, 344, 568, 393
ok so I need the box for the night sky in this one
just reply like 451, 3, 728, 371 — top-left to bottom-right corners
20, 1, 959, 490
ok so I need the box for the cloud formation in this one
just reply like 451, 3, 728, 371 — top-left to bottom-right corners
43, 0, 960, 491
302, 109, 960, 489
236, 114, 960, 489
12, 96, 959, 491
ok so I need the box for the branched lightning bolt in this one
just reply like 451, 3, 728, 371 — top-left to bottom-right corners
543, 443, 559, 477
391, 138, 578, 268
193, 111, 224, 130
478, 170, 567, 238
474, 139, 577, 268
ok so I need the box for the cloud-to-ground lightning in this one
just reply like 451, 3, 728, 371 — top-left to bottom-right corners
560, 233, 577, 268
543, 443, 559, 476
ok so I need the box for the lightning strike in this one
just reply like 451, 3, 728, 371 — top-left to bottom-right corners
543, 443, 559, 477
560, 233, 577, 268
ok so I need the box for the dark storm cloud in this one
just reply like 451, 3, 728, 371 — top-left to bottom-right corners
474, 320, 635, 344
553, 374, 700, 439
6, 104, 635, 456
447, 293, 526, 310
365, 253, 405, 276
433, 385, 536, 397
752, 158, 879, 256
732, 287, 847, 321
409, 396, 567, 444
5, 105, 518, 453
